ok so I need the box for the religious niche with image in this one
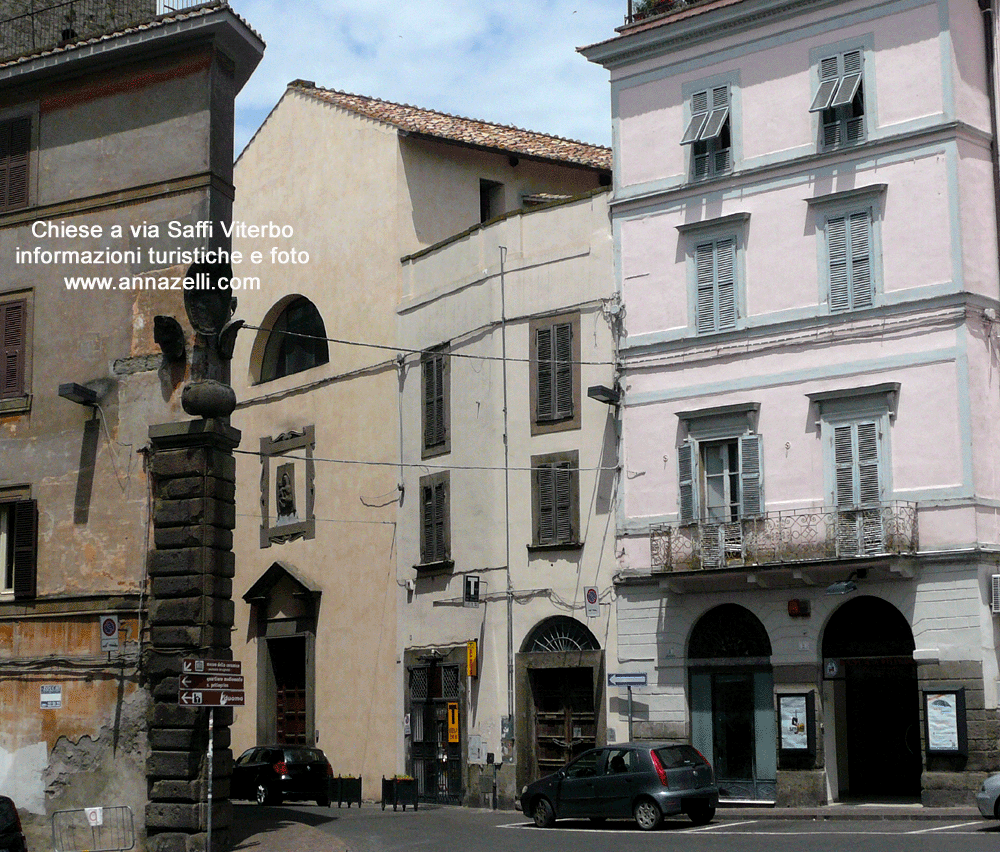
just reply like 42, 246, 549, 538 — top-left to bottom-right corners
260, 426, 316, 547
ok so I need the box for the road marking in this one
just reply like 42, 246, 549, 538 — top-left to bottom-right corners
688, 820, 759, 832
905, 821, 982, 834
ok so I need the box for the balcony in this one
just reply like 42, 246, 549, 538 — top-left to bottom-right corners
650, 501, 918, 573
0, 0, 207, 61
624, 0, 702, 26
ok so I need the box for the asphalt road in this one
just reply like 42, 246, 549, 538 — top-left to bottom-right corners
230, 803, 999, 852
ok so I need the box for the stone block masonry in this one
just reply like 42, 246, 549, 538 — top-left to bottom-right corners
145, 419, 240, 852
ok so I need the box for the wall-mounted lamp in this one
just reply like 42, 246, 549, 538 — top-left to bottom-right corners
587, 384, 621, 406
58, 383, 97, 406
825, 568, 867, 596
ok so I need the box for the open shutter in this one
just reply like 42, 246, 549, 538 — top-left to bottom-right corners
12, 499, 37, 600
682, 90, 710, 145
827, 216, 850, 312
553, 322, 573, 419
677, 441, 698, 523
831, 50, 863, 108
849, 211, 873, 308
554, 463, 573, 543
810, 55, 841, 112
537, 465, 555, 544
422, 354, 446, 448
422, 358, 435, 447
739, 434, 763, 517
1, 300, 26, 399
701, 86, 730, 140
536, 326, 553, 420
716, 238, 737, 330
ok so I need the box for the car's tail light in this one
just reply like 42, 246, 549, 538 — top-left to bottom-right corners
650, 750, 669, 788
694, 748, 710, 766
326, 762, 334, 777
274, 761, 288, 776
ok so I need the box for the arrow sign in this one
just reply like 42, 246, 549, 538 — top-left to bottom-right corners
179, 674, 244, 690
179, 689, 245, 707
181, 658, 242, 675
608, 672, 647, 687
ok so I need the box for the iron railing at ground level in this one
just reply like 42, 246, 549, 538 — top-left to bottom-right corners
0, 0, 209, 60
650, 501, 918, 572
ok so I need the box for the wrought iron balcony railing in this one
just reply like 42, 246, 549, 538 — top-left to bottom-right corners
650, 501, 918, 573
0, 0, 207, 61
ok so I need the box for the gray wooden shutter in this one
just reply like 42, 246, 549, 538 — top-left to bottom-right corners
831, 50, 863, 108
421, 483, 434, 561
433, 481, 447, 560
536, 326, 553, 420
537, 465, 555, 544
554, 462, 573, 543
12, 499, 37, 600
827, 215, 850, 312
0, 117, 30, 211
856, 421, 880, 505
682, 90, 710, 144
739, 434, 763, 517
422, 357, 434, 448
1, 300, 25, 399
695, 242, 716, 333
678, 441, 698, 523
834, 424, 855, 507
810, 55, 841, 112
716, 238, 737, 329
849, 210, 873, 308
701, 86, 730, 140
554, 322, 573, 419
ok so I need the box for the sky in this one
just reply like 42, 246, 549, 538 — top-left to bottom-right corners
227, 0, 621, 157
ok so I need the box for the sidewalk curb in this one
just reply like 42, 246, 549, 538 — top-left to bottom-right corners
718, 806, 981, 821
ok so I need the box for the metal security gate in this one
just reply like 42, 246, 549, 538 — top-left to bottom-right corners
52, 806, 135, 852
408, 663, 462, 802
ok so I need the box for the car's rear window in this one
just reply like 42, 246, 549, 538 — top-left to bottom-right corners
283, 747, 325, 763
652, 745, 705, 769
0, 797, 18, 832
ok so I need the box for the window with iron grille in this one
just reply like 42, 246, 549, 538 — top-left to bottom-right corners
0, 116, 30, 212
810, 49, 865, 149
531, 450, 580, 547
682, 85, 731, 180
421, 346, 449, 457
418, 471, 450, 566
410, 666, 429, 701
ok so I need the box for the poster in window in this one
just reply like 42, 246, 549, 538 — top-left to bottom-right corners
779, 694, 808, 751
926, 693, 959, 752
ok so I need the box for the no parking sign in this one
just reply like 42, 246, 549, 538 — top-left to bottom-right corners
100, 615, 119, 652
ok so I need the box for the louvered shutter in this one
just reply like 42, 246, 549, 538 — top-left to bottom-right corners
554, 463, 573, 543
856, 421, 880, 505
833, 424, 856, 507
849, 211, 873, 308
827, 216, 850, 312
433, 481, 447, 560
810, 55, 841, 112
831, 50, 863, 108
12, 499, 37, 600
422, 354, 446, 449
739, 434, 763, 517
682, 90, 710, 145
537, 465, 555, 544
553, 322, 573, 419
421, 483, 434, 561
716, 238, 737, 330
701, 86, 730, 140
677, 441, 698, 523
0, 117, 30, 211
536, 326, 553, 420
1, 300, 26, 399
422, 358, 435, 448
695, 242, 716, 333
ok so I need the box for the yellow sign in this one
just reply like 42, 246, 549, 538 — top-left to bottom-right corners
447, 702, 459, 743
467, 639, 478, 678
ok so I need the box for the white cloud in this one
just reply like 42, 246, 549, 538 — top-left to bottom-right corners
229, 0, 619, 156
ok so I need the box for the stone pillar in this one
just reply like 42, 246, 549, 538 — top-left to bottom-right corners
145, 419, 239, 852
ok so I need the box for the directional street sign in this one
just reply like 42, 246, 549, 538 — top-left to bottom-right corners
608, 672, 648, 687
179, 674, 244, 691
181, 658, 242, 675
179, 689, 245, 707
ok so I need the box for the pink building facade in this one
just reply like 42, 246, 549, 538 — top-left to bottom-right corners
584, 0, 1000, 806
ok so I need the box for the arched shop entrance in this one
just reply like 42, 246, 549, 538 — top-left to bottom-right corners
822, 596, 921, 800
688, 604, 776, 801
515, 617, 605, 789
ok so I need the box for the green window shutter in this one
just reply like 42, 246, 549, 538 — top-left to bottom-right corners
677, 441, 697, 523
716, 238, 737, 330
831, 50, 863, 108
554, 322, 573, 419
12, 499, 37, 600
834, 424, 856, 507
849, 211, 873, 308
695, 239, 737, 333
810, 55, 841, 112
537, 465, 555, 544
856, 421, 880, 505
1, 300, 26, 400
827, 215, 850, 312
682, 90, 710, 144
739, 434, 763, 517
695, 242, 717, 333
536, 326, 553, 420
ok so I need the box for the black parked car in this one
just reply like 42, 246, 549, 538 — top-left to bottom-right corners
520, 743, 718, 830
231, 745, 333, 806
0, 795, 27, 852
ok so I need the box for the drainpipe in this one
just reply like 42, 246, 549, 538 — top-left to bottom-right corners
980, 0, 1000, 289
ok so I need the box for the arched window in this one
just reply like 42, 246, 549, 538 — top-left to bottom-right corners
522, 616, 600, 653
259, 297, 329, 382
688, 603, 771, 659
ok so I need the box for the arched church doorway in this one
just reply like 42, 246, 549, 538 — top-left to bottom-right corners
688, 604, 776, 801
822, 595, 920, 800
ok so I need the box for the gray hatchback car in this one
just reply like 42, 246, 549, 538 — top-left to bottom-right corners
520, 743, 718, 830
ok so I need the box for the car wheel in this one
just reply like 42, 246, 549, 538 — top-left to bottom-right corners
255, 781, 270, 806
532, 797, 556, 828
316, 793, 330, 807
686, 803, 715, 826
994, 797, 1000, 820
633, 798, 663, 831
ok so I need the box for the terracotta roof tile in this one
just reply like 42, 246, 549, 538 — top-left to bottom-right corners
290, 81, 612, 172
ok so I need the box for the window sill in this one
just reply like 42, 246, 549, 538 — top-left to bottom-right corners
421, 443, 451, 460
414, 560, 454, 574
527, 542, 584, 554
0, 395, 31, 415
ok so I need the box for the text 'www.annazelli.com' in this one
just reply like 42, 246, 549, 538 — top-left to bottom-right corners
64, 272, 260, 291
